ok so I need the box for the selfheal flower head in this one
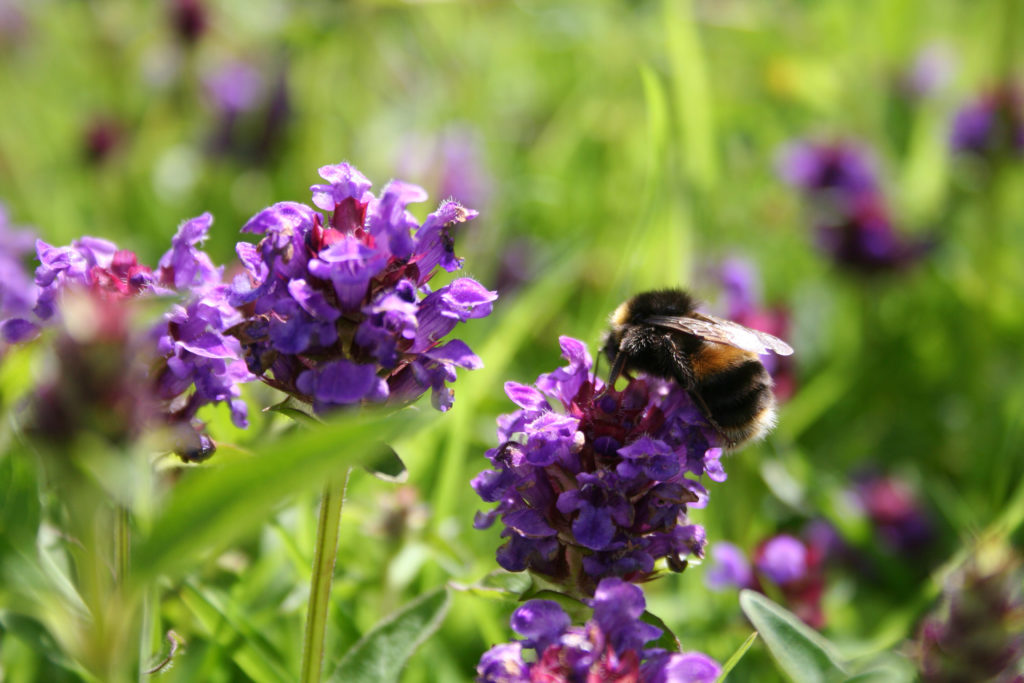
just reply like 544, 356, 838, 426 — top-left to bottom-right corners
778, 140, 878, 200
815, 194, 935, 274
227, 162, 494, 414
950, 84, 1024, 160
4, 212, 253, 459
472, 336, 724, 594
916, 539, 1024, 682
476, 578, 721, 683
852, 472, 934, 555
780, 139, 935, 276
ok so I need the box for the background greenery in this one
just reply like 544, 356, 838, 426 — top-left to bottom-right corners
1, 0, 1022, 681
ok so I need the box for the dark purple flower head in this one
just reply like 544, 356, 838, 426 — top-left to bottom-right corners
950, 84, 1024, 159
780, 139, 934, 274
226, 162, 493, 414
916, 540, 1024, 682
778, 140, 878, 199
852, 473, 934, 554
476, 578, 721, 683
169, 0, 207, 44
815, 194, 935, 274
83, 115, 125, 165
473, 336, 723, 593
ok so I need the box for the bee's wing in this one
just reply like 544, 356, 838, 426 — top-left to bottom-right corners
643, 313, 794, 356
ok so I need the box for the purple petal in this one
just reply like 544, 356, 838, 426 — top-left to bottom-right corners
705, 542, 753, 590
756, 534, 808, 585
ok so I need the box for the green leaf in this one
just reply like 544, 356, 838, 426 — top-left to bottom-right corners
739, 590, 848, 683
716, 631, 759, 682
130, 410, 414, 586
327, 587, 451, 683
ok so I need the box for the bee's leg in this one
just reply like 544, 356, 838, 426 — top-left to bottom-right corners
687, 390, 734, 448
594, 351, 628, 399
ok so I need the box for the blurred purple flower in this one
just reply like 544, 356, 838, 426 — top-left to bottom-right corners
778, 140, 878, 199
852, 473, 934, 555
780, 139, 934, 274
169, 0, 207, 45
706, 534, 826, 628
815, 194, 935, 274
83, 115, 125, 165
472, 336, 722, 594
899, 44, 955, 99
756, 534, 808, 584
204, 61, 291, 163
950, 84, 1024, 160
204, 61, 266, 115
226, 162, 493, 414
0, 204, 40, 344
916, 540, 1024, 682
476, 578, 721, 683
3, 210, 252, 458
705, 541, 752, 590
397, 125, 494, 211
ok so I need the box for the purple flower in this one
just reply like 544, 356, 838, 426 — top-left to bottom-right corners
706, 534, 827, 629
778, 140, 878, 199
204, 61, 266, 115
780, 139, 934, 274
476, 578, 721, 683
396, 125, 494, 210
852, 473, 934, 554
705, 541, 753, 590
5, 209, 253, 459
169, 0, 207, 45
916, 540, 1024, 682
899, 44, 955, 99
226, 162, 494, 414
756, 535, 808, 585
815, 194, 934, 274
472, 336, 723, 593
950, 84, 1024, 159
0, 204, 40, 344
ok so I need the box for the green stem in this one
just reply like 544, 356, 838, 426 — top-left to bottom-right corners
115, 504, 130, 586
300, 471, 350, 683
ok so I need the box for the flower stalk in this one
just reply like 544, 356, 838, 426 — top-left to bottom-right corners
300, 471, 350, 683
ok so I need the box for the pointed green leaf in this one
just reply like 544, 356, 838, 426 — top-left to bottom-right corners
716, 631, 759, 682
739, 590, 848, 683
327, 587, 451, 683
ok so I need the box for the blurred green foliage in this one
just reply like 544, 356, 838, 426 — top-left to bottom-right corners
1, 0, 1023, 681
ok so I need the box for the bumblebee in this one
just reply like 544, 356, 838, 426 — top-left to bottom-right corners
602, 288, 794, 449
